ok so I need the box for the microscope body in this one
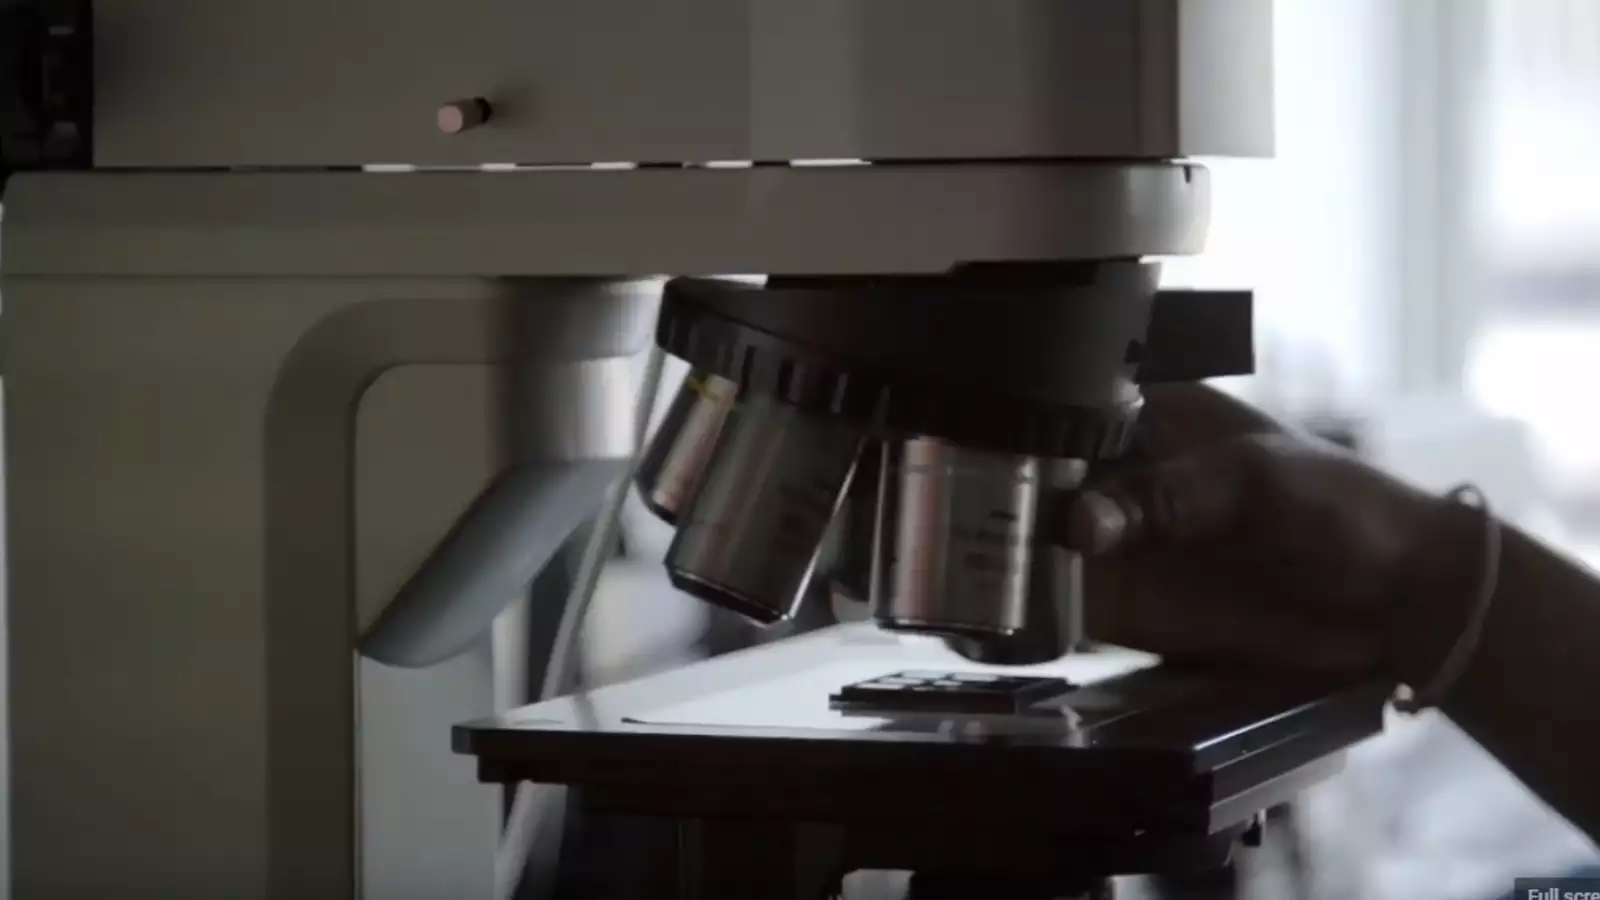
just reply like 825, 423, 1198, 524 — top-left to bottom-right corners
2, 2, 1286, 898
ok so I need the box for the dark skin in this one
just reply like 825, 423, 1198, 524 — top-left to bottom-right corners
1060, 384, 1600, 841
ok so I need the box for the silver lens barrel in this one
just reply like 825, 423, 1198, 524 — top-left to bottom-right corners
635, 370, 738, 524
665, 395, 864, 624
871, 439, 1089, 642
870, 437, 1040, 637
941, 458, 1090, 663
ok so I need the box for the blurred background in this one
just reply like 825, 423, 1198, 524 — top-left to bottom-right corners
1, 0, 1596, 897
1161, 0, 1600, 897
1165, 0, 1600, 569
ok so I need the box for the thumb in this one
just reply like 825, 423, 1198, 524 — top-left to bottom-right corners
1058, 448, 1252, 554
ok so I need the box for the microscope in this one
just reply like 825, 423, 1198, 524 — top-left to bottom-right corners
2, 1, 1388, 897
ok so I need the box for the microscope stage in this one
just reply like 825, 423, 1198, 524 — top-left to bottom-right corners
456, 624, 1386, 842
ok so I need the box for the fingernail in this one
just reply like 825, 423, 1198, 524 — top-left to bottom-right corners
1069, 491, 1128, 554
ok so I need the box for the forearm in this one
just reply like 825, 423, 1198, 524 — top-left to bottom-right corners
1428, 523, 1600, 838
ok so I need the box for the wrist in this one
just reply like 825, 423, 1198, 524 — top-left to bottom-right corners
1385, 488, 1486, 690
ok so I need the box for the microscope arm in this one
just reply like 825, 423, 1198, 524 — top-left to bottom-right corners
360, 457, 630, 668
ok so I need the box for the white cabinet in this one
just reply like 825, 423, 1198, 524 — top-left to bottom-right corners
95, 0, 1272, 166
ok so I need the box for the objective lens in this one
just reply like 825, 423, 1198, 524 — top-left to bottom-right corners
871, 437, 1040, 638
634, 370, 738, 524
665, 395, 863, 624
942, 458, 1089, 664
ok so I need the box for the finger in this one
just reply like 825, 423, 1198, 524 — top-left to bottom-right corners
1059, 489, 1134, 556
1057, 449, 1251, 554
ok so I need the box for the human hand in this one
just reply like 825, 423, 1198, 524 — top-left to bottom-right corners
1060, 384, 1477, 682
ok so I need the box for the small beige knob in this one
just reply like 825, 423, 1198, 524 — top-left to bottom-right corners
437, 98, 492, 135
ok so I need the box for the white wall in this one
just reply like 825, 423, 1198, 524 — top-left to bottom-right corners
1161, 0, 1411, 417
